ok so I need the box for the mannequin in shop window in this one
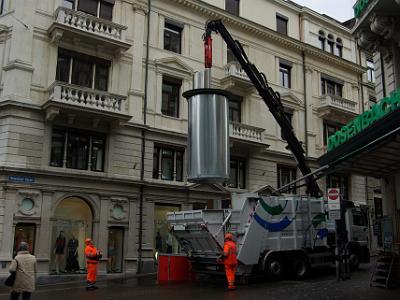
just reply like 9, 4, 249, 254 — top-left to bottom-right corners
66, 235, 79, 273
54, 231, 66, 274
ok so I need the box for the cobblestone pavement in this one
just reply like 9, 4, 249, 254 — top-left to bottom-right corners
0, 261, 398, 300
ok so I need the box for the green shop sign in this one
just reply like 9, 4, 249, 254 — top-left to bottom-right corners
354, 0, 371, 18
328, 89, 400, 151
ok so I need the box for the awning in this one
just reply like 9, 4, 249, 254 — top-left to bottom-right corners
318, 107, 400, 177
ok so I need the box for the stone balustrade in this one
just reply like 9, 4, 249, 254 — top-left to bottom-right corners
224, 61, 250, 80
54, 6, 127, 42
320, 94, 357, 114
48, 82, 127, 115
229, 122, 265, 144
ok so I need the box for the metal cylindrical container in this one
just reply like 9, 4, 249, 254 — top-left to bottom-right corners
183, 88, 230, 183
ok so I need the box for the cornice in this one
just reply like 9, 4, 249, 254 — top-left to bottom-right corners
168, 0, 365, 74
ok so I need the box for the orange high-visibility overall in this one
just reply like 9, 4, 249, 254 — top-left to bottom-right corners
223, 240, 238, 289
85, 244, 99, 284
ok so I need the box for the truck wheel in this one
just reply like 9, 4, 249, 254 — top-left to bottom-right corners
349, 252, 360, 271
265, 254, 285, 281
292, 254, 310, 280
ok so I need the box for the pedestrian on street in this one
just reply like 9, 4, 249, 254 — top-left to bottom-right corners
84, 238, 102, 290
221, 233, 238, 290
9, 242, 37, 300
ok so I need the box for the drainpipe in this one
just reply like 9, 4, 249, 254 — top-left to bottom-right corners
380, 52, 386, 98
137, 0, 151, 274
299, 14, 308, 157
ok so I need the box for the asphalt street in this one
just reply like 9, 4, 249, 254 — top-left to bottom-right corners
0, 262, 398, 300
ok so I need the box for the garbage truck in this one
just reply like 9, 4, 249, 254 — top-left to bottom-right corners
167, 193, 370, 281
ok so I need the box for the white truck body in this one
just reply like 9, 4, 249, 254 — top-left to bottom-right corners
167, 193, 332, 277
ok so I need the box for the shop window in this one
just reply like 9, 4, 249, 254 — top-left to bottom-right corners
277, 165, 297, 194
164, 21, 183, 54
154, 204, 180, 254
161, 76, 181, 118
56, 48, 110, 91
281, 111, 293, 140
225, 0, 239, 16
75, 0, 114, 20
229, 95, 242, 123
323, 122, 341, 146
321, 77, 343, 97
367, 58, 375, 83
108, 227, 124, 273
50, 127, 106, 172
226, 158, 246, 189
13, 224, 36, 257
374, 197, 383, 219
326, 174, 349, 200
279, 63, 291, 88
336, 38, 343, 57
318, 30, 326, 51
51, 197, 93, 274
153, 145, 184, 182
276, 14, 288, 35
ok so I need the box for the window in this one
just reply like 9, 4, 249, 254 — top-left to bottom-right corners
229, 95, 242, 122
76, 0, 114, 20
0, 0, 4, 14
321, 77, 343, 97
318, 30, 326, 51
279, 63, 291, 88
162, 76, 181, 118
281, 111, 293, 140
225, 0, 239, 16
369, 95, 377, 109
276, 14, 288, 35
352, 208, 368, 227
327, 34, 334, 54
227, 158, 246, 189
164, 21, 183, 54
277, 165, 297, 194
153, 145, 184, 182
13, 224, 36, 257
227, 48, 237, 64
367, 58, 375, 83
56, 48, 110, 91
326, 174, 349, 200
336, 38, 343, 57
323, 122, 341, 145
50, 127, 106, 172
374, 197, 383, 219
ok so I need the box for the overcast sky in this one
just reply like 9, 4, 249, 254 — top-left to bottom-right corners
292, 0, 357, 22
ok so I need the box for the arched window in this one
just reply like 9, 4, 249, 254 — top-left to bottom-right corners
327, 34, 335, 54
318, 30, 326, 51
336, 38, 343, 57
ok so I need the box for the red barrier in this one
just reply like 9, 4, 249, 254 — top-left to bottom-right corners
157, 254, 195, 282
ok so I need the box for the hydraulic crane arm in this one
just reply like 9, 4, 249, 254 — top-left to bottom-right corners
204, 19, 322, 198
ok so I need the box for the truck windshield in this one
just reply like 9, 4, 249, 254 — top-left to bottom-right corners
352, 208, 368, 226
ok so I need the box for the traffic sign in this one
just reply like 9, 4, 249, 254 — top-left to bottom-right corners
327, 188, 341, 211
329, 210, 341, 220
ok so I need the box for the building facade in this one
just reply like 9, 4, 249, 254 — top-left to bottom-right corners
0, 0, 372, 277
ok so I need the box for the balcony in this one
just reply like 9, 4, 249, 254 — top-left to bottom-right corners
229, 122, 266, 144
44, 82, 131, 122
317, 94, 359, 123
48, 7, 131, 55
221, 61, 253, 90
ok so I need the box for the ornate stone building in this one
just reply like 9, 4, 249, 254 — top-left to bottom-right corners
0, 0, 373, 278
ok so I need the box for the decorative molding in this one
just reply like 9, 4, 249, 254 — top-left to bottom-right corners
3, 60, 34, 73
154, 57, 194, 76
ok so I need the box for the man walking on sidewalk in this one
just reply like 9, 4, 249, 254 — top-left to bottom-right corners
84, 238, 102, 290
221, 233, 238, 290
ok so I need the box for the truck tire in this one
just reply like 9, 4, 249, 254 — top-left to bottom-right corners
265, 254, 285, 281
291, 254, 310, 280
349, 251, 360, 271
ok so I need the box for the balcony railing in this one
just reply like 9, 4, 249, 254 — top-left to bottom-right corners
229, 122, 265, 144
48, 82, 128, 115
55, 7, 126, 41
224, 61, 250, 81
319, 94, 357, 114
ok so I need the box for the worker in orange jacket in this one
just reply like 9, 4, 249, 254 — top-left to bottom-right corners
221, 233, 238, 290
84, 238, 102, 290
